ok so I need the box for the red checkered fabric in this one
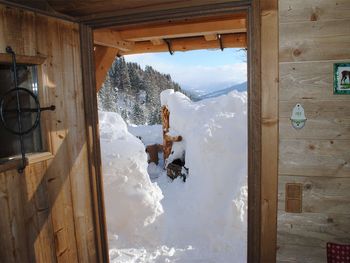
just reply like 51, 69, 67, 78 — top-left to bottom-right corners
327, 242, 350, 263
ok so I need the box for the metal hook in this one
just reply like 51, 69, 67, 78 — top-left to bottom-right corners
164, 39, 174, 55
217, 34, 224, 51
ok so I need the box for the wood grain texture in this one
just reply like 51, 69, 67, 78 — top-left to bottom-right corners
277, 243, 325, 263
279, 117, 350, 140
23, 161, 57, 262
247, 1, 262, 262
117, 16, 246, 41
280, 61, 350, 101
0, 170, 29, 262
279, 19, 350, 62
279, 138, 350, 177
46, 0, 245, 18
0, 4, 98, 262
94, 29, 134, 51
80, 23, 109, 263
119, 33, 247, 55
260, 0, 278, 262
278, 176, 350, 214
279, 0, 350, 24
277, 211, 350, 248
280, 100, 350, 119
278, 0, 350, 262
94, 45, 118, 92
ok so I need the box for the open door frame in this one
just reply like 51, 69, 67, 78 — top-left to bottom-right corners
79, 0, 278, 262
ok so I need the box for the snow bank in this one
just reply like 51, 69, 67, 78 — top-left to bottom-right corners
99, 111, 163, 246
160, 89, 248, 260
128, 124, 163, 146
100, 88, 247, 262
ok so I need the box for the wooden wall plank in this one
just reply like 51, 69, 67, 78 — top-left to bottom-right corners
0, 4, 98, 263
280, 100, 350, 119
278, 176, 350, 214
22, 162, 56, 262
0, 6, 36, 56
279, 19, 350, 62
0, 171, 28, 263
279, 117, 350, 140
277, 244, 326, 263
46, 0, 246, 19
41, 17, 79, 263
279, 146, 350, 178
80, 23, 109, 263
69, 25, 98, 263
279, 0, 350, 24
280, 139, 350, 158
278, 212, 350, 247
280, 61, 350, 101
278, 0, 350, 262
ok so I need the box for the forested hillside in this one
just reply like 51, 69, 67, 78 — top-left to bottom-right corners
98, 57, 183, 125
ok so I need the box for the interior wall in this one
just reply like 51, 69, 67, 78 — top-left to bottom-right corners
277, 0, 350, 262
0, 5, 98, 262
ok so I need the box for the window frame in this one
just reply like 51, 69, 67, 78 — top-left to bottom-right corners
0, 53, 54, 172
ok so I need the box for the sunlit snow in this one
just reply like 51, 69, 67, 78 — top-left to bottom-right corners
99, 90, 247, 263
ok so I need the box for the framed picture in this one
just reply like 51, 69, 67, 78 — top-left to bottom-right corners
334, 63, 350, 94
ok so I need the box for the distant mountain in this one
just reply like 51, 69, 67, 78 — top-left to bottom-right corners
189, 82, 247, 101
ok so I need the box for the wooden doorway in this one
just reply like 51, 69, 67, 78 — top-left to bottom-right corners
80, 1, 278, 262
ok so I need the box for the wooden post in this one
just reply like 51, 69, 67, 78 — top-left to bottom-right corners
94, 45, 119, 92
161, 106, 182, 163
161, 106, 171, 161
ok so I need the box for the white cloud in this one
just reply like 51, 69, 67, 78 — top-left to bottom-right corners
125, 54, 247, 92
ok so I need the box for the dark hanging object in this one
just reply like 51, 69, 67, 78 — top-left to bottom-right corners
164, 39, 174, 55
217, 34, 224, 51
0, 46, 55, 173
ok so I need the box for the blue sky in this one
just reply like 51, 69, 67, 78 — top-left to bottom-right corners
124, 48, 247, 94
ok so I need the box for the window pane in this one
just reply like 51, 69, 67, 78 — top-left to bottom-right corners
0, 64, 43, 159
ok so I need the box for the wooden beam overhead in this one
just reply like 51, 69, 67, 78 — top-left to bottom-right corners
151, 39, 165, 45
119, 33, 246, 55
93, 29, 134, 51
117, 17, 246, 41
204, 34, 218, 41
94, 45, 119, 92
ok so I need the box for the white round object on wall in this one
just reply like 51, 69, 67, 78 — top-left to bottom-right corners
290, 103, 307, 129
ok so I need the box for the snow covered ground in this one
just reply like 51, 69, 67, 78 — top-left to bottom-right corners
99, 90, 247, 263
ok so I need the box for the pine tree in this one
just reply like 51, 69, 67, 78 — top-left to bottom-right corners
98, 56, 184, 125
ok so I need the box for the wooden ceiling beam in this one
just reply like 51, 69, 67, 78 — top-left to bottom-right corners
151, 39, 165, 45
117, 17, 246, 41
119, 33, 247, 56
204, 34, 218, 41
93, 29, 134, 51
94, 45, 119, 92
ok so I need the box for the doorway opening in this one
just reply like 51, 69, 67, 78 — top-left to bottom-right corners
82, 3, 260, 261
98, 47, 247, 262
95, 13, 249, 262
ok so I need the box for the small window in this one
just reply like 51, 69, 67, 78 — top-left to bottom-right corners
0, 63, 44, 161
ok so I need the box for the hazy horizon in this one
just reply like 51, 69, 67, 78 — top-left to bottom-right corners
124, 48, 247, 95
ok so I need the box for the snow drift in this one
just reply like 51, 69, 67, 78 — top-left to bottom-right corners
159, 89, 248, 261
100, 89, 247, 262
99, 111, 163, 247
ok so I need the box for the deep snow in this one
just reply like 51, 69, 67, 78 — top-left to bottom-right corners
99, 89, 247, 263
